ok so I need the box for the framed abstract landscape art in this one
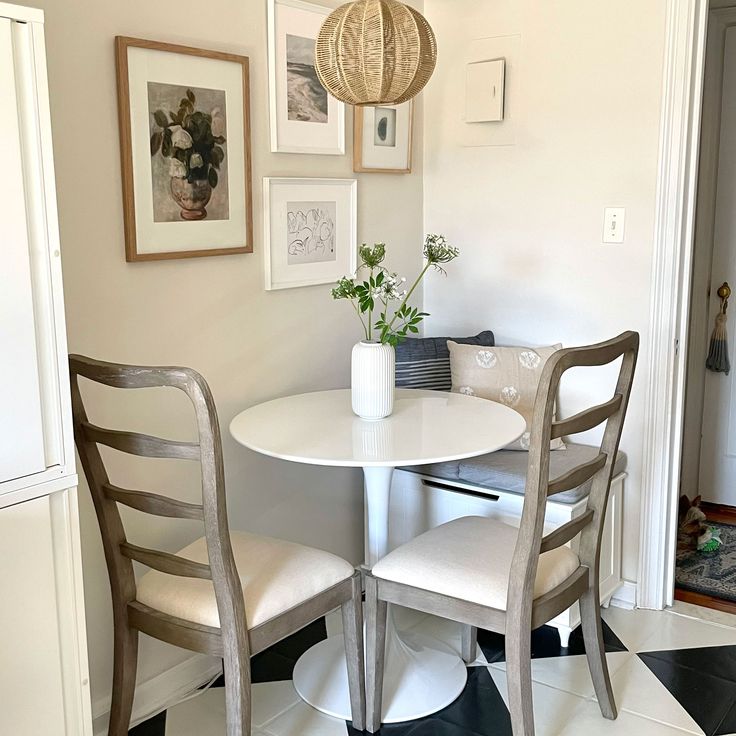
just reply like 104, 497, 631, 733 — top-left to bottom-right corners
115, 37, 254, 261
267, 0, 345, 155
263, 178, 357, 290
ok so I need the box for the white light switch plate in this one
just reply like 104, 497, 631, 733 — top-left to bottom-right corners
603, 207, 626, 244
466, 59, 505, 123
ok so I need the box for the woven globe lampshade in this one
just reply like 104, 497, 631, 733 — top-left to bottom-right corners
315, 0, 437, 106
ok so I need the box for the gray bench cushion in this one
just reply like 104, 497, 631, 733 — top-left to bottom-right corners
403, 443, 627, 504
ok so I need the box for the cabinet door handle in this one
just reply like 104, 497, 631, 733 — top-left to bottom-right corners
421, 478, 500, 502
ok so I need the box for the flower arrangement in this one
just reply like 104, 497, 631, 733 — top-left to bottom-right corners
149, 89, 226, 189
332, 234, 459, 346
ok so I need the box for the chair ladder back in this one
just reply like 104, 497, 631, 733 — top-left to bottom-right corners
69, 355, 248, 655
506, 332, 639, 616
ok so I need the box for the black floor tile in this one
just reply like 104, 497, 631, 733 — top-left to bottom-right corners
639, 652, 736, 736
640, 644, 736, 684
129, 710, 166, 736
714, 697, 736, 736
478, 620, 626, 664
347, 667, 511, 736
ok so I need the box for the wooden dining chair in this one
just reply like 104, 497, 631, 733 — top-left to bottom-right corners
364, 332, 639, 735
69, 355, 366, 736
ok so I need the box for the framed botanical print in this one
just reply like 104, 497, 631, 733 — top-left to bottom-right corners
267, 0, 345, 155
354, 102, 414, 174
263, 178, 357, 290
115, 37, 253, 262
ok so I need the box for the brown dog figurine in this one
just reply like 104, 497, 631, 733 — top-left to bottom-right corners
678, 495, 708, 552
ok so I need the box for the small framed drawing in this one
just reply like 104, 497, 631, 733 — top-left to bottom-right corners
115, 37, 253, 262
354, 102, 414, 173
264, 178, 357, 291
267, 0, 345, 155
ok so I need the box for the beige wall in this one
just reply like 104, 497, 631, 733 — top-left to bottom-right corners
36, 0, 423, 723
422, 0, 667, 582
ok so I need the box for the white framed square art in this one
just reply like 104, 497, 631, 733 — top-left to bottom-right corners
263, 178, 357, 290
267, 0, 345, 155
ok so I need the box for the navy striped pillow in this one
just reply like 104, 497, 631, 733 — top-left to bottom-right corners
395, 331, 496, 391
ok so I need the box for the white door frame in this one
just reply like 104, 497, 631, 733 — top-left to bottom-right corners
637, 0, 710, 609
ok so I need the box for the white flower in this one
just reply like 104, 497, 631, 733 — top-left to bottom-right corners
189, 153, 204, 169
519, 350, 541, 370
519, 432, 531, 450
211, 108, 226, 138
476, 350, 497, 369
169, 158, 187, 178
459, 386, 475, 396
170, 125, 193, 149
500, 386, 521, 406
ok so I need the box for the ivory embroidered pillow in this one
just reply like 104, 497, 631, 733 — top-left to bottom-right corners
448, 341, 566, 451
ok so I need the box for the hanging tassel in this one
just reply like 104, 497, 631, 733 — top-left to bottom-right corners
707, 283, 731, 375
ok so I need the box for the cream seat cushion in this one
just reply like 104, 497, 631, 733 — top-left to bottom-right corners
372, 516, 581, 611
137, 531, 355, 629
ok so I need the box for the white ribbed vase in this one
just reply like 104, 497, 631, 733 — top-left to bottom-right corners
351, 341, 395, 420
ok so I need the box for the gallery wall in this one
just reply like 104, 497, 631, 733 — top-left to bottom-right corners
34, 0, 424, 728
421, 0, 667, 584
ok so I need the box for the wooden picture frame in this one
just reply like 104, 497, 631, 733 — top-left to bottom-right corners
115, 37, 254, 262
353, 102, 413, 174
263, 177, 358, 290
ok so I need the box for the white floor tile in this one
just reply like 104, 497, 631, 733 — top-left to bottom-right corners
557, 700, 703, 736
601, 607, 669, 651
670, 600, 736, 629
490, 651, 631, 699
487, 667, 587, 736
604, 655, 703, 734
251, 681, 302, 728
636, 610, 736, 652
164, 689, 227, 735
260, 699, 350, 736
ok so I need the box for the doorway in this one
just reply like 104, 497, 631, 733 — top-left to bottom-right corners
678, 3, 736, 614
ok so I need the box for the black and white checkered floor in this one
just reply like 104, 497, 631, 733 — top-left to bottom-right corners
130, 604, 736, 736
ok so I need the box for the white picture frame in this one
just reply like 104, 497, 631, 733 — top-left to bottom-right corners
267, 0, 345, 155
354, 102, 413, 173
264, 178, 357, 290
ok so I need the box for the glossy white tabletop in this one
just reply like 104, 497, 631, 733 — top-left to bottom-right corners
229, 389, 526, 468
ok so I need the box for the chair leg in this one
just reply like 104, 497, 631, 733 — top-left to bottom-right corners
506, 620, 535, 736
365, 575, 388, 734
461, 625, 478, 664
223, 645, 252, 736
342, 574, 367, 732
580, 586, 617, 719
108, 619, 138, 736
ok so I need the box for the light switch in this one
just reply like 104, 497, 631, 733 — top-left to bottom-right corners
466, 59, 505, 123
603, 207, 626, 244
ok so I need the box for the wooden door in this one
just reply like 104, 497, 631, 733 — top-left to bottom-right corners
699, 27, 736, 505
0, 17, 46, 484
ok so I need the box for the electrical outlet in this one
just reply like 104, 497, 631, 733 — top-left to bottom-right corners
603, 207, 626, 244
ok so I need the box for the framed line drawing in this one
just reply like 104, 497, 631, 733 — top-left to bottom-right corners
264, 178, 357, 290
115, 37, 254, 261
354, 101, 414, 174
267, 0, 345, 155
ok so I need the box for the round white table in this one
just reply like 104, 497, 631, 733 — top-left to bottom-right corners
230, 389, 525, 724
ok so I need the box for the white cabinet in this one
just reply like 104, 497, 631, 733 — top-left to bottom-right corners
389, 469, 624, 646
0, 4, 91, 734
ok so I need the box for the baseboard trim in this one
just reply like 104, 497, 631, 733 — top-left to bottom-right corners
92, 654, 221, 736
610, 580, 637, 610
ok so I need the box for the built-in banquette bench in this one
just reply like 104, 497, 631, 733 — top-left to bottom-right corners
387, 332, 625, 647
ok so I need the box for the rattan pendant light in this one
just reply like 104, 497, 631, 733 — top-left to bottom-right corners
315, 0, 437, 106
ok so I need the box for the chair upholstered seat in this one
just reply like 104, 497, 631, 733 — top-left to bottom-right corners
137, 531, 355, 629
371, 516, 581, 611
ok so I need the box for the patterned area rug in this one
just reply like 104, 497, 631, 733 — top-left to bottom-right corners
676, 521, 736, 601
